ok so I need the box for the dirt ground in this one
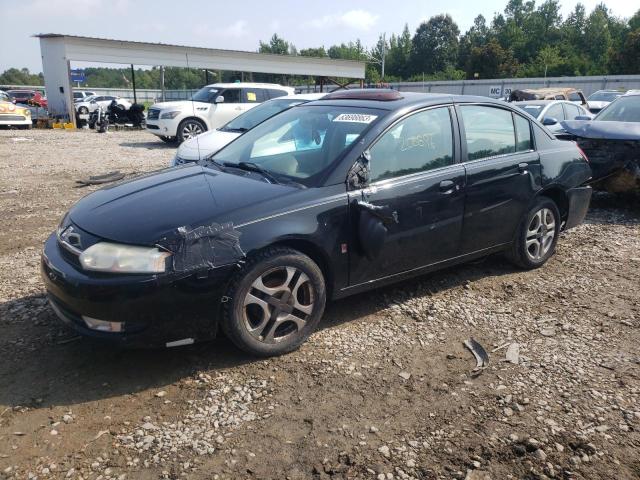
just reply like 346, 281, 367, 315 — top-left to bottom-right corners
0, 129, 639, 480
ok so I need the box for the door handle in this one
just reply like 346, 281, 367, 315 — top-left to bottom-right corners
518, 162, 529, 173
439, 180, 456, 193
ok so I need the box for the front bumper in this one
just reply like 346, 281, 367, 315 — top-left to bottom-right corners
41, 233, 235, 347
564, 185, 592, 230
0, 114, 31, 126
146, 118, 179, 137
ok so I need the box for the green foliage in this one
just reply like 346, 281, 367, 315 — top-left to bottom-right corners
0, 68, 43, 86
410, 14, 460, 75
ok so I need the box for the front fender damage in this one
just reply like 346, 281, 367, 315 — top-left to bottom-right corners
157, 222, 245, 276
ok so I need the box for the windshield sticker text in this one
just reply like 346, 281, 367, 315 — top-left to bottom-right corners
333, 113, 378, 124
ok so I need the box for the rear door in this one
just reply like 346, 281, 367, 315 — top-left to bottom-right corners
348, 106, 466, 285
241, 88, 265, 114
457, 104, 540, 254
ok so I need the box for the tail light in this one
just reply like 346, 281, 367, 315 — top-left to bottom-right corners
575, 142, 589, 163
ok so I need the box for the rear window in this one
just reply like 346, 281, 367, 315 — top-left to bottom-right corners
268, 89, 288, 99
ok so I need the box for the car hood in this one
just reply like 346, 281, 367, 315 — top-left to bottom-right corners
587, 101, 609, 110
176, 129, 241, 161
560, 120, 640, 140
150, 100, 210, 111
68, 165, 297, 245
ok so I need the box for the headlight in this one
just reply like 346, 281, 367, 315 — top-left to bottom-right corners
23, 109, 31, 116
79, 242, 171, 274
160, 111, 181, 119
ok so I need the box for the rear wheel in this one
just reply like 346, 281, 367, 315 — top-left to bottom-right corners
222, 247, 326, 357
177, 119, 205, 143
78, 106, 89, 114
506, 197, 560, 269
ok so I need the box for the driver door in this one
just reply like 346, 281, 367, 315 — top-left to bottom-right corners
211, 88, 242, 128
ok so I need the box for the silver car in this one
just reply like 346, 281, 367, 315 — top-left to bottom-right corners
513, 100, 592, 134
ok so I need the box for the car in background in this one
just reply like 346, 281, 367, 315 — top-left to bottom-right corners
42, 90, 592, 356
559, 91, 640, 193
513, 100, 592, 134
0, 90, 10, 102
172, 93, 327, 166
73, 91, 96, 102
7, 89, 47, 108
509, 88, 589, 109
0, 100, 31, 129
75, 95, 132, 114
146, 82, 294, 144
586, 90, 624, 114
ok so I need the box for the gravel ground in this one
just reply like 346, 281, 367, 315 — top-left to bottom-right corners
0, 129, 639, 480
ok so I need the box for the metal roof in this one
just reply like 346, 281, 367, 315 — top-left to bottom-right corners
34, 34, 365, 78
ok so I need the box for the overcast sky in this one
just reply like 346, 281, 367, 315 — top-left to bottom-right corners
0, 0, 637, 73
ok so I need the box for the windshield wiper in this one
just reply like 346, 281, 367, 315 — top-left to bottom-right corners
220, 126, 249, 133
223, 161, 280, 184
200, 156, 227, 171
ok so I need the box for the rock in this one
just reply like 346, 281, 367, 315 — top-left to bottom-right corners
370, 426, 379, 433
141, 422, 157, 431
50, 429, 59, 436
398, 371, 411, 380
540, 328, 556, 337
378, 445, 391, 458
532, 449, 547, 462
155, 391, 167, 398
62, 414, 73, 424
505, 343, 520, 364
465, 470, 491, 480
554, 442, 564, 452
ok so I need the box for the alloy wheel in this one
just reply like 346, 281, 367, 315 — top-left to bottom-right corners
242, 266, 315, 344
181, 122, 203, 139
525, 207, 556, 261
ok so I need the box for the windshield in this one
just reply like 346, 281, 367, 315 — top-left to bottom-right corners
221, 98, 308, 133
191, 87, 219, 103
516, 105, 543, 119
595, 96, 640, 122
588, 91, 622, 102
212, 105, 385, 186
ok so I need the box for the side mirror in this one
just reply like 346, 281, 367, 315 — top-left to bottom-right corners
347, 150, 371, 190
542, 117, 558, 126
214, 95, 225, 104
574, 115, 591, 121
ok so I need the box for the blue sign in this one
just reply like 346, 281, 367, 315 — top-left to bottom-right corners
70, 69, 86, 83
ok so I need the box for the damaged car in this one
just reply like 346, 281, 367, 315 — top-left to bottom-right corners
42, 90, 592, 356
558, 92, 640, 194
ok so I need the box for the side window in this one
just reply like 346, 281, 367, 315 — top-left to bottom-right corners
565, 103, 581, 119
546, 103, 564, 121
369, 107, 454, 182
514, 114, 533, 152
568, 92, 581, 102
243, 89, 266, 103
221, 89, 241, 103
554, 95, 565, 100
268, 89, 287, 99
460, 105, 516, 161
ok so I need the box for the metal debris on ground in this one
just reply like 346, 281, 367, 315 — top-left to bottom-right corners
76, 171, 125, 186
464, 338, 490, 372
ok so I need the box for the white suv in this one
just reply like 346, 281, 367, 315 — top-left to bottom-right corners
146, 83, 294, 143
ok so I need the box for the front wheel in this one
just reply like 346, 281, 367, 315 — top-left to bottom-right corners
159, 135, 176, 143
506, 197, 560, 269
176, 119, 205, 143
221, 247, 326, 357
78, 106, 89, 114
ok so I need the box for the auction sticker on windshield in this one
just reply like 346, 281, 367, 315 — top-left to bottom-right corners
333, 113, 378, 124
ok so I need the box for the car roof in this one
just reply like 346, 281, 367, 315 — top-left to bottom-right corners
203, 82, 292, 89
513, 100, 568, 106
279, 92, 327, 101
308, 90, 508, 111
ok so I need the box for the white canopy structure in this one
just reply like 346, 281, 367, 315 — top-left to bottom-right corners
36, 34, 366, 120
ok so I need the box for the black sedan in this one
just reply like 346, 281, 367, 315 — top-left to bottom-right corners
42, 90, 592, 356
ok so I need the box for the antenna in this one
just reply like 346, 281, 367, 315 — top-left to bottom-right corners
185, 52, 202, 163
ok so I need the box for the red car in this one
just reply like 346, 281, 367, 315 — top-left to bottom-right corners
7, 90, 47, 109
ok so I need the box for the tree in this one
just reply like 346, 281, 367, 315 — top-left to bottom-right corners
584, 4, 613, 73
409, 14, 460, 75
259, 34, 295, 55
466, 40, 519, 79
609, 29, 640, 73
299, 47, 327, 58
458, 15, 491, 71
0, 68, 43, 85
385, 24, 412, 79
537, 45, 562, 77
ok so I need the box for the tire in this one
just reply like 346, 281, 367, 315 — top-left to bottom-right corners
221, 247, 326, 357
78, 106, 89, 114
506, 197, 560, 269
159, 135, 177, 143
176, 119, 205, 143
